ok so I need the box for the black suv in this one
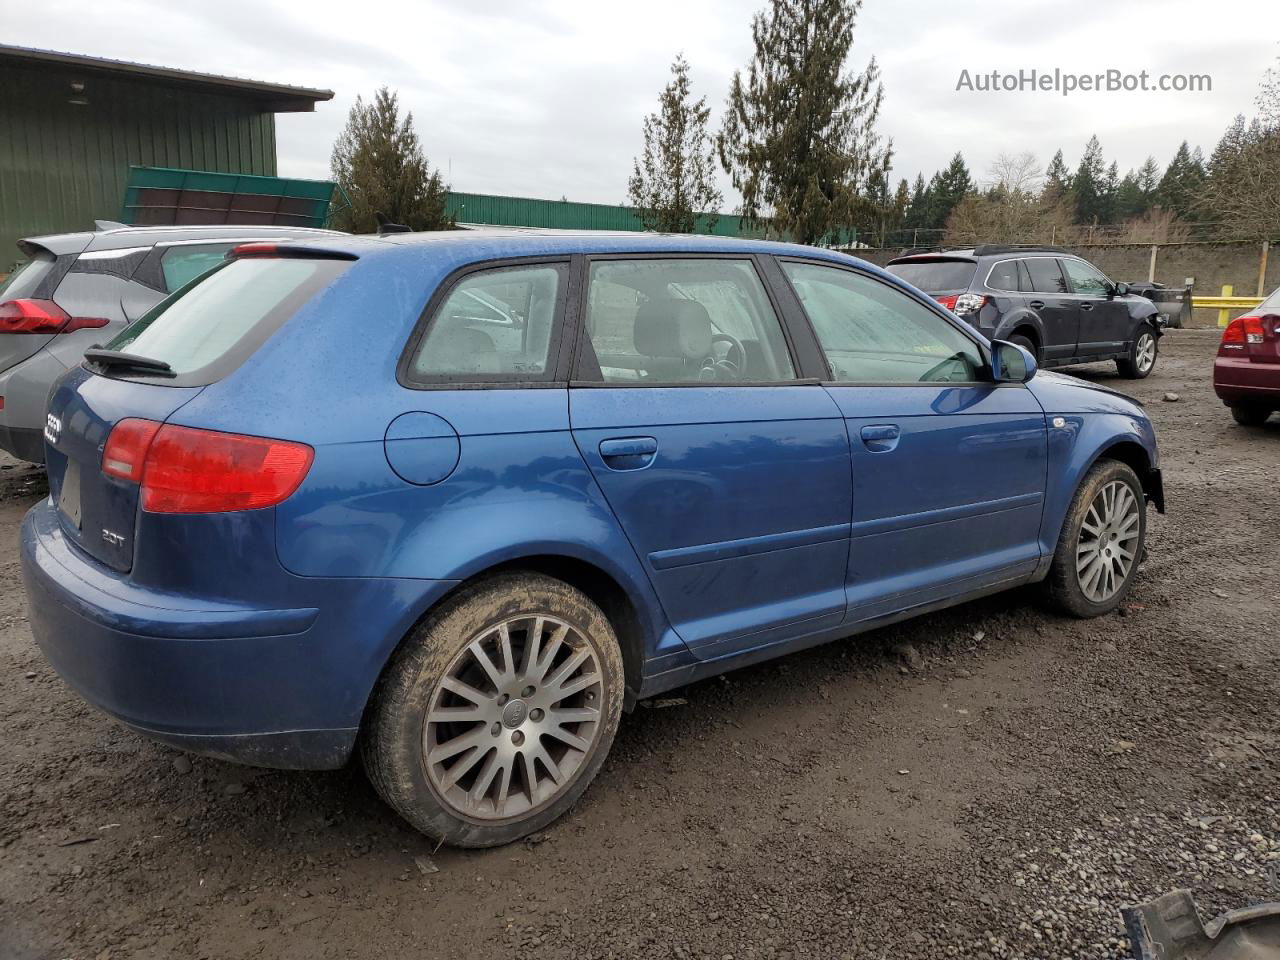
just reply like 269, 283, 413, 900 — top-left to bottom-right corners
886, 246, 1162, 379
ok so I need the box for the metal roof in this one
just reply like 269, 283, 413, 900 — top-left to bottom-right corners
0, 44, 334, 113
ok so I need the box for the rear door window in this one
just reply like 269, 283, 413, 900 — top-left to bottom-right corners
885, 259, 976, 292
580, 258, 796, 383
102, 256, 349, 382
1024, 258, 1069, 294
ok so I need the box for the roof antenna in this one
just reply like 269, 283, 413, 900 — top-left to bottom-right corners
375, 212, 411, 235
94, 219, 128, 231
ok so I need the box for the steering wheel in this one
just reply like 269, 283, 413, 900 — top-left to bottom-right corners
700, 333, 747, 381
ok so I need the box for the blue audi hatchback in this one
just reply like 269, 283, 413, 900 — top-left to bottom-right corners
22, 230, 1163, 847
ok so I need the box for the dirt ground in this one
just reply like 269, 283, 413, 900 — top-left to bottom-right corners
2, 329, 1277, 960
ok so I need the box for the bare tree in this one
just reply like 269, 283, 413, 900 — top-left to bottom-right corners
987, 152, 1042, 196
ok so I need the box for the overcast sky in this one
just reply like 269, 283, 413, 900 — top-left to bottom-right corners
9, 0, 1280, 207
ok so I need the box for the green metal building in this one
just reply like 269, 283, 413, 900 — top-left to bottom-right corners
446, 191, 769, 238
0, 44, 333, 259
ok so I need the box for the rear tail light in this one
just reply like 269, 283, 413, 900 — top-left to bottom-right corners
101, 418, 313, 514
934, 293, 988, 315
0, 299, 109, 335
1221, 315, 1263, 350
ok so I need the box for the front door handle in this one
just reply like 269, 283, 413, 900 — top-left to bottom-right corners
1028, 299, 1045, 310
1079, 303, 1094, 311
599, 436, 658, 470
859, 424, 901, 452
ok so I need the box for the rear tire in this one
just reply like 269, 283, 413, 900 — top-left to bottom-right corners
362, 572, 625, 848
1230, 403, 1273, 426
1043, 459, 1147, 618
1117, 323, 1158, 379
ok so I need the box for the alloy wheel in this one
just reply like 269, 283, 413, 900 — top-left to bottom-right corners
1135, 333, 1157, 373
1075, 480, 1141, 603
423, 615, 604, 821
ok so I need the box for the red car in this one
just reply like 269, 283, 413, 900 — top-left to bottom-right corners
1214, 287, 1280, 425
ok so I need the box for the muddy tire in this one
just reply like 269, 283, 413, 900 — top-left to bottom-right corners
361, 572, 624, 848
1044, 459, 1147, 618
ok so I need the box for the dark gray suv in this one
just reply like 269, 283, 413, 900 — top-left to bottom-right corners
0, 223, 343, 462
887, 245, 1162, 380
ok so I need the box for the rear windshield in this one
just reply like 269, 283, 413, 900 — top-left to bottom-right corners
1260, 287, 1280, 314
102, 257, 349, 383
885, 259, 976, 292
0, 251, 57, 301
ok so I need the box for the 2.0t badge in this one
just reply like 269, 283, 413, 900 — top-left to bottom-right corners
43, 413, 61, 446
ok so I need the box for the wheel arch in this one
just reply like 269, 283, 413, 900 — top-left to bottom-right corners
359, 546, 664, 739
1088, 439, 1164, 513
994, 310, 1046, 353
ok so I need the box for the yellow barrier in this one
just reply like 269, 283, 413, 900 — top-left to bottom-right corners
1190, 285, 1265, 327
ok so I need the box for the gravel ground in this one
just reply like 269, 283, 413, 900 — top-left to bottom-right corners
1, 329, 1277, 959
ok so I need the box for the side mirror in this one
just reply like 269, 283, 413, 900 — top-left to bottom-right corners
991, 339, 1038, 384
1113, 281, 1130, 297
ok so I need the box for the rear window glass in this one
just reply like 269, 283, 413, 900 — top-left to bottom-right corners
103, 257, 347, 380
0, 252, 57, 301
885, 259, 976, 292
1259, 287, 1280, 313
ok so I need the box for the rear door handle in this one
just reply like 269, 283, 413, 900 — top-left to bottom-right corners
1079, 303, 1094, 311
599, 436, 658, 469
859, 424, 901, 452
1028, 300, 1045, 310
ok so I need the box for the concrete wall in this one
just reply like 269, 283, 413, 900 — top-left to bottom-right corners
851, 242, 1278, 327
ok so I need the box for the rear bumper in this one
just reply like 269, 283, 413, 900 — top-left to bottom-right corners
21, 500, 453, 769
1213, 356, 1280, 406
0, 348, 69, 463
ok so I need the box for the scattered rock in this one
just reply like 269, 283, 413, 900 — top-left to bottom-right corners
897, 769, 910, 776
414, 855, 439, 875
652, 697, 688, 709
223, 782, 246, 796
1163, 392, 1180, 402
24, 671, 37, 680
172, 756, 193, 775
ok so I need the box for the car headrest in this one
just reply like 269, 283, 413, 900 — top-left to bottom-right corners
633, 299, 713, 359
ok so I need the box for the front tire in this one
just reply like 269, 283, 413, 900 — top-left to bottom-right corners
1230, 403, 1273, 426
362, 572, 625, 848
1117, 323, 1158, 379
1044, 459, 1147, 618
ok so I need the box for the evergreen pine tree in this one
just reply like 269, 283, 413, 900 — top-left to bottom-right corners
1072, 135, 1108, 223
1043, 150, 1073, 200
329, 87, 450, 233
627, 54, 723, 233
718, 0, 891, 244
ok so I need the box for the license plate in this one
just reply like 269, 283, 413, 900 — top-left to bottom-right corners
59, 462, 82, 530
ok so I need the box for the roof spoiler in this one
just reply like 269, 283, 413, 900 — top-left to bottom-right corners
227, 242, 357, 261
